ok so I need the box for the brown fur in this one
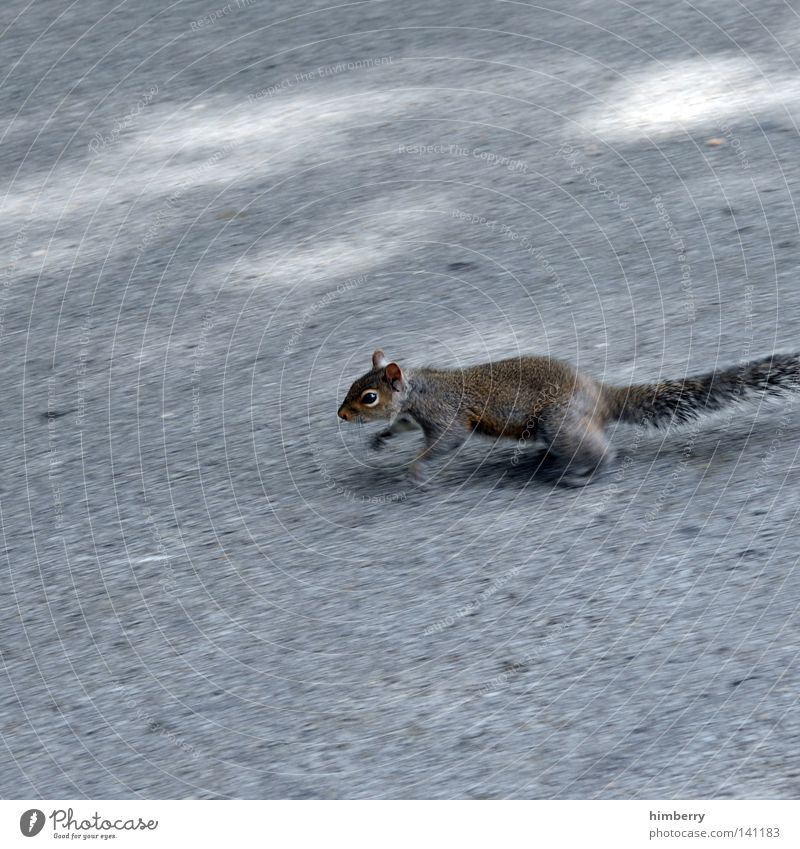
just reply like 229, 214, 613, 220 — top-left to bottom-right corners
337, 349, 800, 487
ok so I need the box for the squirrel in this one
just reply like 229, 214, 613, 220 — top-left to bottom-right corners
337, 348, 800, 487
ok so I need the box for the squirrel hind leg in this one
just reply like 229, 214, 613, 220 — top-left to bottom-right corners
536, 411, 615, 487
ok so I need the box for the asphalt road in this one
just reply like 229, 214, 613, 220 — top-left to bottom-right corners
2, 0, 800, 799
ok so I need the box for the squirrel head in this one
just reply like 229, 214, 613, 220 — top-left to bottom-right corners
338, 349, 409, 422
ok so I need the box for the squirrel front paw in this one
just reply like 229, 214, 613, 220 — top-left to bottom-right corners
369, 431, 390, 451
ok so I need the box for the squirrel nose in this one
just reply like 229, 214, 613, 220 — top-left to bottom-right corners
338, 408, 349, 421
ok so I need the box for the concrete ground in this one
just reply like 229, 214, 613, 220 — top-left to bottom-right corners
1, 0, 800, 798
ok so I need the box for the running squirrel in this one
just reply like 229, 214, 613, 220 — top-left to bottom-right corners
337, 349, 800, 487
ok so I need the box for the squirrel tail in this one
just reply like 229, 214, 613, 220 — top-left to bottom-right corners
606, 352, 800, 427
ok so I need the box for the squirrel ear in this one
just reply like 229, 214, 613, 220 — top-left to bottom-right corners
384, 362, 404, 391
372, 349, 388, 369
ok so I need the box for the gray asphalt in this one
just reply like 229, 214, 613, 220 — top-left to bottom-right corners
2, 0, 800, 799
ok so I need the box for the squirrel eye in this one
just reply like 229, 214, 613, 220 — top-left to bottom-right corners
360, 391, 379, 406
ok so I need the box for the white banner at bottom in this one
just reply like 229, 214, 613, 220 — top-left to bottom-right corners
2, 799, 797, 848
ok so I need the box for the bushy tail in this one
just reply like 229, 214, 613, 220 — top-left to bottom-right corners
606, 352, 800, 427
